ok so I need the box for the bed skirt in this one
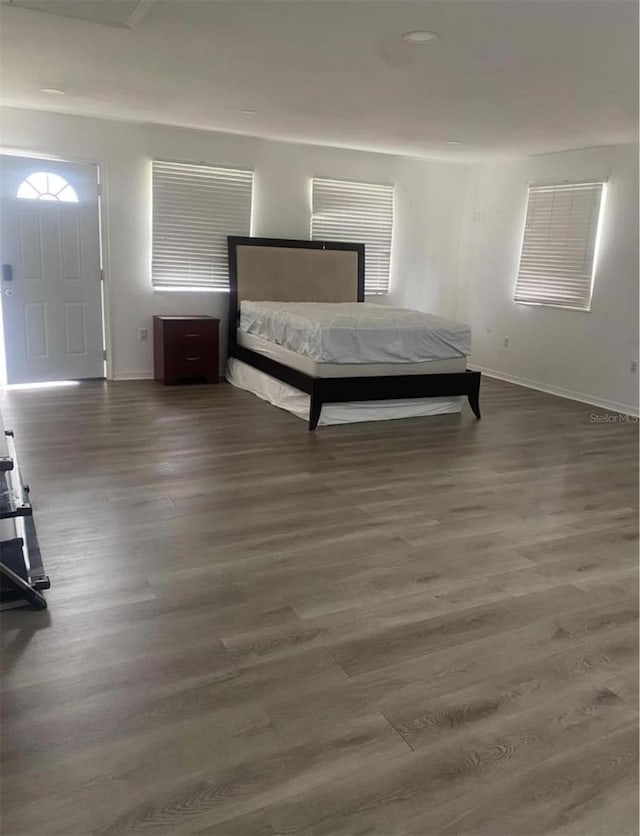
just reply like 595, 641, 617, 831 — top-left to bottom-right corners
226, 358, 462, 426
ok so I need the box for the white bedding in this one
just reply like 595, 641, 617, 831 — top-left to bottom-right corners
237, 331, 467, 378
226, 359, 462, 425
239, 302, 472, 364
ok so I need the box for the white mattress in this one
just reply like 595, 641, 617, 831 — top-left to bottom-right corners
239, 302, 472, 364
226, 359, 462, 426
237, 331, 467, 378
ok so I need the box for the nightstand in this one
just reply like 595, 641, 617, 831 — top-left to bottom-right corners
153, 316, 219, 385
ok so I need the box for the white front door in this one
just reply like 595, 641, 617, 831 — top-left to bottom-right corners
0, 155, 104, 383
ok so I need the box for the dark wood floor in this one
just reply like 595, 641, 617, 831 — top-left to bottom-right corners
1, 379, 638, 836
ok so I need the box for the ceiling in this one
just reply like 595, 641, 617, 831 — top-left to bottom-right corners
0, 0, 637, 160
0, 0, 154, 28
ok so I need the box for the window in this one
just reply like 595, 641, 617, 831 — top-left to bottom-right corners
152, 160, 253, 291
17, 172, 78, 202
311, 177, 394, 294
514, 182, 606, 311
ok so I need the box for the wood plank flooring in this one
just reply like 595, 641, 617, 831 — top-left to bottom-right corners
0, 378, 637, 836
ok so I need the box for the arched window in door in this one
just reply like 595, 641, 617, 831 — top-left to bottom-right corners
16, 172, 79, 203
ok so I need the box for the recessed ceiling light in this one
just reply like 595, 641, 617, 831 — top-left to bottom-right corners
402, 30, 440, 45
40, 87, 67, 95
241, 109, 259, 117
446, 140, 462, 145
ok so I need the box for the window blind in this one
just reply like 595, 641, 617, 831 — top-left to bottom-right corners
311, 177, 394, 294
514, 182, 605, 311
152, 160, 253, 290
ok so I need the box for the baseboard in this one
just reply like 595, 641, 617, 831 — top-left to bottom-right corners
111, 371, 154, 381
473, 365, 639, 417
111, 369, 226, 381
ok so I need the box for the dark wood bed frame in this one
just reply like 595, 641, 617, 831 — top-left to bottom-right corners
227, 236, 481, 431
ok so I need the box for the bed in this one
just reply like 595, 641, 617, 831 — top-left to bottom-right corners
226, 236, 481, 430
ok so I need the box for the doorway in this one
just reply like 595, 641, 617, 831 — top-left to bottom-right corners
0, 154, 105, 384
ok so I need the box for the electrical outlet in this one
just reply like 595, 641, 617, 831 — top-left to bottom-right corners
630, 360, 638, 374
503, 336, 511, 348
138, 328, 148, 342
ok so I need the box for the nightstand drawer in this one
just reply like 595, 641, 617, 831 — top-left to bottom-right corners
163, 320, 218, 341
176, 353, 207, 371
170, 333, 210, 356
165, 353, 213, 381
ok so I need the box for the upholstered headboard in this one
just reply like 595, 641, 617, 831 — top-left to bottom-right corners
227, 236, 365, 346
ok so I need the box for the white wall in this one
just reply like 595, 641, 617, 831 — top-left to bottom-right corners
0, 107, 471, 379
458, 143, 639, 413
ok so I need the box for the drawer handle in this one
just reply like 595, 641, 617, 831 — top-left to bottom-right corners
185, 356, 200, 361
184, 333, 200, 337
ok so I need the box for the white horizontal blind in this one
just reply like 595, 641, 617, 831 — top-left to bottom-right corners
514, 182, 605, 311
311, 177, 394, 294
152, 160, 253, 290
